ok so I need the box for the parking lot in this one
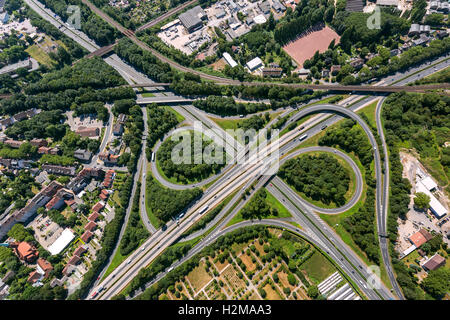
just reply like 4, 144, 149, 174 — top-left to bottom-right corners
157, 0, 269, 55
29, 215, 65, 250
65, 110, 103, 132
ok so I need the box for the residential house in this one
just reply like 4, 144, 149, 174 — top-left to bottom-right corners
73, 149, 92, 162
30, 138, 48, 148
112, 123, 124, 136
11, 242, 39, 263
330, 65, 341, 75
75, 127, 99, 138
84, 221, 97, 232
4, 139, 24, 148
422, 253, 446, 271
42, 164, 76, 176
80, 231, 93, 243
36, 258, 53, 279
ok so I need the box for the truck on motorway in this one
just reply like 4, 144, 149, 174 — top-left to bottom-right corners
91, 291, 98, 299
198, 205, 209, 215
151, 152, 155, 162
298, 134, 308, 141
167, 267, 174, 272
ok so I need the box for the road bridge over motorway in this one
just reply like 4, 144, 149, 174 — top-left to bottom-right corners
129, 82, 450, 93
136, 96, 194, 104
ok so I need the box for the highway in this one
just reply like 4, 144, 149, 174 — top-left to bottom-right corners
90, 104, 389, 300
375, 97, 404, 299
179, 145, 362, 244
91, 57, 449, 299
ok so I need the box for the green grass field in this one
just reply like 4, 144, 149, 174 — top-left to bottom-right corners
300, 250, 336, 284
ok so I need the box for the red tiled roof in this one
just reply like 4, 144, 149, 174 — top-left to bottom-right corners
45, 196, 61, 210
409, 230, 428, 247
16, 242, 38, 262
88, 211, 99, 222
92, 202, 104, 213
37, 258, 53, 272
67, 255, 80, 265
73, 246, 87, 257
84, 221, 97, 232
27, 270, 41, 283
81, 231, 93, 243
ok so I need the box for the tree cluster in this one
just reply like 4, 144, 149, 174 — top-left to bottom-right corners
145, 175, 202, 223
279, 153, 350, 206
120, 182, 150, 256
157, 131, 226, 184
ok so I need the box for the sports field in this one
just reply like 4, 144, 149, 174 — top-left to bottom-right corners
283, 26, 340, 67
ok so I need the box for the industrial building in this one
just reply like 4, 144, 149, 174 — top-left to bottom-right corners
179, 5, 207, 33
223, 52, 238, 68
416, 180, 448, 219
246, 57, 263, 72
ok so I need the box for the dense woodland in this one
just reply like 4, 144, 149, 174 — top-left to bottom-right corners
145, 175, 202, 223
120, 182, 150, 256
157, 131, 226, 184
240, 189, 278, 220
279, 153, 350, 207
145, 105, 180, 160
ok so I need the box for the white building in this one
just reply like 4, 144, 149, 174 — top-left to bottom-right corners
420, 176, 437, 192
246, 57, 263, 71
223, 52, 238, 68
416, 181, 447, 219
48, 229, 75, 255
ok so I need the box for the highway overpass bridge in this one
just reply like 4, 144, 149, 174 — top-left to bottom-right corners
129, 82, 450, 93
136, 96, 194, 104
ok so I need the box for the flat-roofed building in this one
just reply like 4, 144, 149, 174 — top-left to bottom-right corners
179, 6, 207, 33
376, 0, 398, 6
0, 59, 32, 75
47, 228, 75, 255
223, 52, 238, 68
246, 57, 263, 71
421, 176, 438, 192
416, 181, 448, 218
